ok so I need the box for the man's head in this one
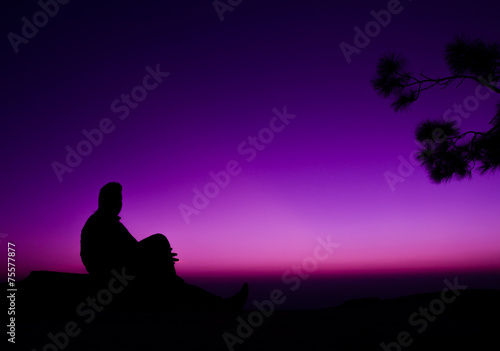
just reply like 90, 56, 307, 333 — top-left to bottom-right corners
98, 182, 122, 215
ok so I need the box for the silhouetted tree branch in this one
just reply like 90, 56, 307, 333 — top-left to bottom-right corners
372, 35, 500, 183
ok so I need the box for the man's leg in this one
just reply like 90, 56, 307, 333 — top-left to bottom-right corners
134, 234, 248, 311
172, 282, 248, 312
136, 233, 178, 280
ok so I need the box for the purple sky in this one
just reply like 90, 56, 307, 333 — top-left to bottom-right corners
1, 0, 499, 301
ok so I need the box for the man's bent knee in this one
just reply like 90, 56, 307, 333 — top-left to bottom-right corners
141, 233, 171, 247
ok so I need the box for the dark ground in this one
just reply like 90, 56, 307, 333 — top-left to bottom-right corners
3, 271, 499, 350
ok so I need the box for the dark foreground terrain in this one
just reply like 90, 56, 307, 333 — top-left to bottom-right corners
3, 271, 499, 350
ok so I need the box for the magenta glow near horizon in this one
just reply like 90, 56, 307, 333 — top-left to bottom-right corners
1, 0, 499, 282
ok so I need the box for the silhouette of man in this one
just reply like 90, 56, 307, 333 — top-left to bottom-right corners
80, 182, 248, 311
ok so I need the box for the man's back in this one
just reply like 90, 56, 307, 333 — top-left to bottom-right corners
80, 211, 138, 277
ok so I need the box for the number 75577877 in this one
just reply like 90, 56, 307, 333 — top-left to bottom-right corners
7, 243, 15, 286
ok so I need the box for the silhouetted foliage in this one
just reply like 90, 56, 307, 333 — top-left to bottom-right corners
445, 36, 499, 77
372, 35, 500, 183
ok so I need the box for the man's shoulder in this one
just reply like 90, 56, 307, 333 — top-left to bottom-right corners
83, 212, 109, 231
82, 212, 124, 232
83, 212, 99, 225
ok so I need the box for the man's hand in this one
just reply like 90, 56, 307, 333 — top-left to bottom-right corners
170, 250, 179, 262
